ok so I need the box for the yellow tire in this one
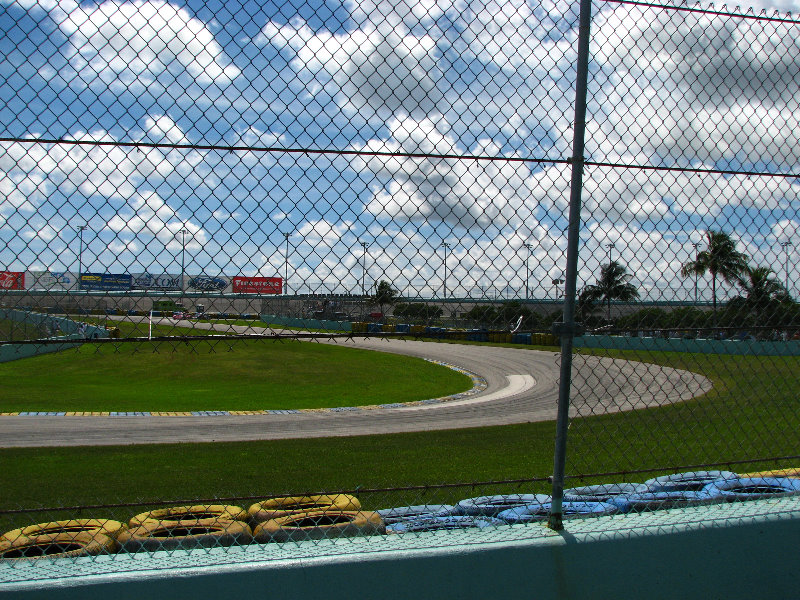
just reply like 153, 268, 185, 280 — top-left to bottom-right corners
248, 494, 361, 525
1, 519, 126, 544
737, 467, 800, 478
128, 504, 247, 528
0, 531, 118, 560
253, 510, 384, 543
118, 519, 252, 552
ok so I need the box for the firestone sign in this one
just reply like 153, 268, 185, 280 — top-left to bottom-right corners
232, 276, 282, 294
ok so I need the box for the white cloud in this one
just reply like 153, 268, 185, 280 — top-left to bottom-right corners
351, 117, 537, 231
259, 18, 442, 119
106, 190, 207, 250
57, 0, 239, 90
591, 4, 800, 169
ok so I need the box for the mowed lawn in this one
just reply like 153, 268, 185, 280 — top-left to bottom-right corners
1, 346, 799, 526
0, 339, 473, 411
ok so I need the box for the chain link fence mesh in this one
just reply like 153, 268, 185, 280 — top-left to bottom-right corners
1, 0, 800, 563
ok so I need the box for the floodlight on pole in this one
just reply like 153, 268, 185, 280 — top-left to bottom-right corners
605, 242, 614, 265
441, 242, 450, 298
692, 242, 701, 304
178, 227, 188, 301
782, 241, 793, 293
284, 231, 291, 295
524, 243, 534, 300
75, 224, 88, 290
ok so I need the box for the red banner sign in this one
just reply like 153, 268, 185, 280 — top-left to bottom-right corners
0, 271, 24, 290
232, 276, 282, 294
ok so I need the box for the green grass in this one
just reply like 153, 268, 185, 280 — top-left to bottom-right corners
0, 346, 798, 529
0, 338, 472, 411
0, 318, 44, 341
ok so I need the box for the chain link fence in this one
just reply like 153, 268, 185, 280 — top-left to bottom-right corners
1, 0, 800, 564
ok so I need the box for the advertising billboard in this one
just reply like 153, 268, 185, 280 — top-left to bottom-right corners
0, 271, 25, 290
188, 275, 229, 292
29, 271, 74, 290
132, 273, 182, 291
79, 273, 133, 291
232, 276, 282, 294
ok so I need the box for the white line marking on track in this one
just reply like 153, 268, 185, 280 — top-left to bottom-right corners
402, 374, 536, 410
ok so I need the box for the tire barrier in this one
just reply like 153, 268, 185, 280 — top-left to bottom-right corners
253, 510, 385, 543
118, 519, 253, 552
248, 495, 361, 525
129, 504, 248, 528
564, 483, 649, 502
497, 501, 620, 524
376, 505, 456, 525
0, 519, 127, 544
703, 477, 800, 501
454, 494, 552, 517
0, 531, 118, 560
386, 515, 504, 534
616, 489, 724, 512
644, 471, 738, 493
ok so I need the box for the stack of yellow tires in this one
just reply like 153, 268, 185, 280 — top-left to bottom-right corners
118, 505, 252, 551
248, 494, 385, 543
0, 519, 125, 560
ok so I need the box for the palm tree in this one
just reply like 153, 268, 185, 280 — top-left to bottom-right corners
738, 266, 788, 308
680, 231, 748, 320
582, 261, 640, 323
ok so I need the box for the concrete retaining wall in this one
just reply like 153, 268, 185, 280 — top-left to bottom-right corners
0, 309, 108, 363
574, 334, 800, 355
2, 497, 798, 599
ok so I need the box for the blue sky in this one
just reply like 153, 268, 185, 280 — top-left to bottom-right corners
1, 0, 799, 300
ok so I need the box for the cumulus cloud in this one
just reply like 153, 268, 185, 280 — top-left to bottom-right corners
259, 18, 442, 119
591, 4, 800, 168
106, 191, 207, 250
350, 117, 537, 231
56, 0, 239, 90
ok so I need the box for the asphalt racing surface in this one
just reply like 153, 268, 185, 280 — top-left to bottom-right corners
0, 321, 711, 447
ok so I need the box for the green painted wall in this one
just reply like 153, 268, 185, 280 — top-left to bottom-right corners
3, 498, 798, 599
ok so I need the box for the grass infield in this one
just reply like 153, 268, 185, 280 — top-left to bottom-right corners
0, 338, 473, 412
0, 346, 798, 526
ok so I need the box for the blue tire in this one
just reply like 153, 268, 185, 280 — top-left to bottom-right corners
644, 470, 738, 493
703, 477, 800, 501
386, 515, 504, 534
619, 489, 723, 512
497, 501, 619, 524
454, 494, 551, 517
376, 505, 455, 525
564, 483, 648, 502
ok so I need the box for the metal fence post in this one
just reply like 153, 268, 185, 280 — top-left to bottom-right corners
547, 0, 593, 532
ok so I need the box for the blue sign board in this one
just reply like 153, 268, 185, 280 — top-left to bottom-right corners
79, 273, 133, 291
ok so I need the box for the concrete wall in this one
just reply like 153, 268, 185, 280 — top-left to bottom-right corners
2, 497, 798, 599
574, 334, 800, 356
261, 314, 352, 332
0, 309, 108, 363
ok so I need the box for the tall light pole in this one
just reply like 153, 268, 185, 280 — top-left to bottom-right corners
692, 242, 701, 304
524, 243, 535, 300
284, 232, 290, 296
75, 224, 88, 290
360, 240, 369, 318
178, 227, 188, 305
605, 242, 614, 266
782, 241, 792, 293
441, 242, 450, 298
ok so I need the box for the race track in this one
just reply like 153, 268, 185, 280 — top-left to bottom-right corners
0, 322, 712, 448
